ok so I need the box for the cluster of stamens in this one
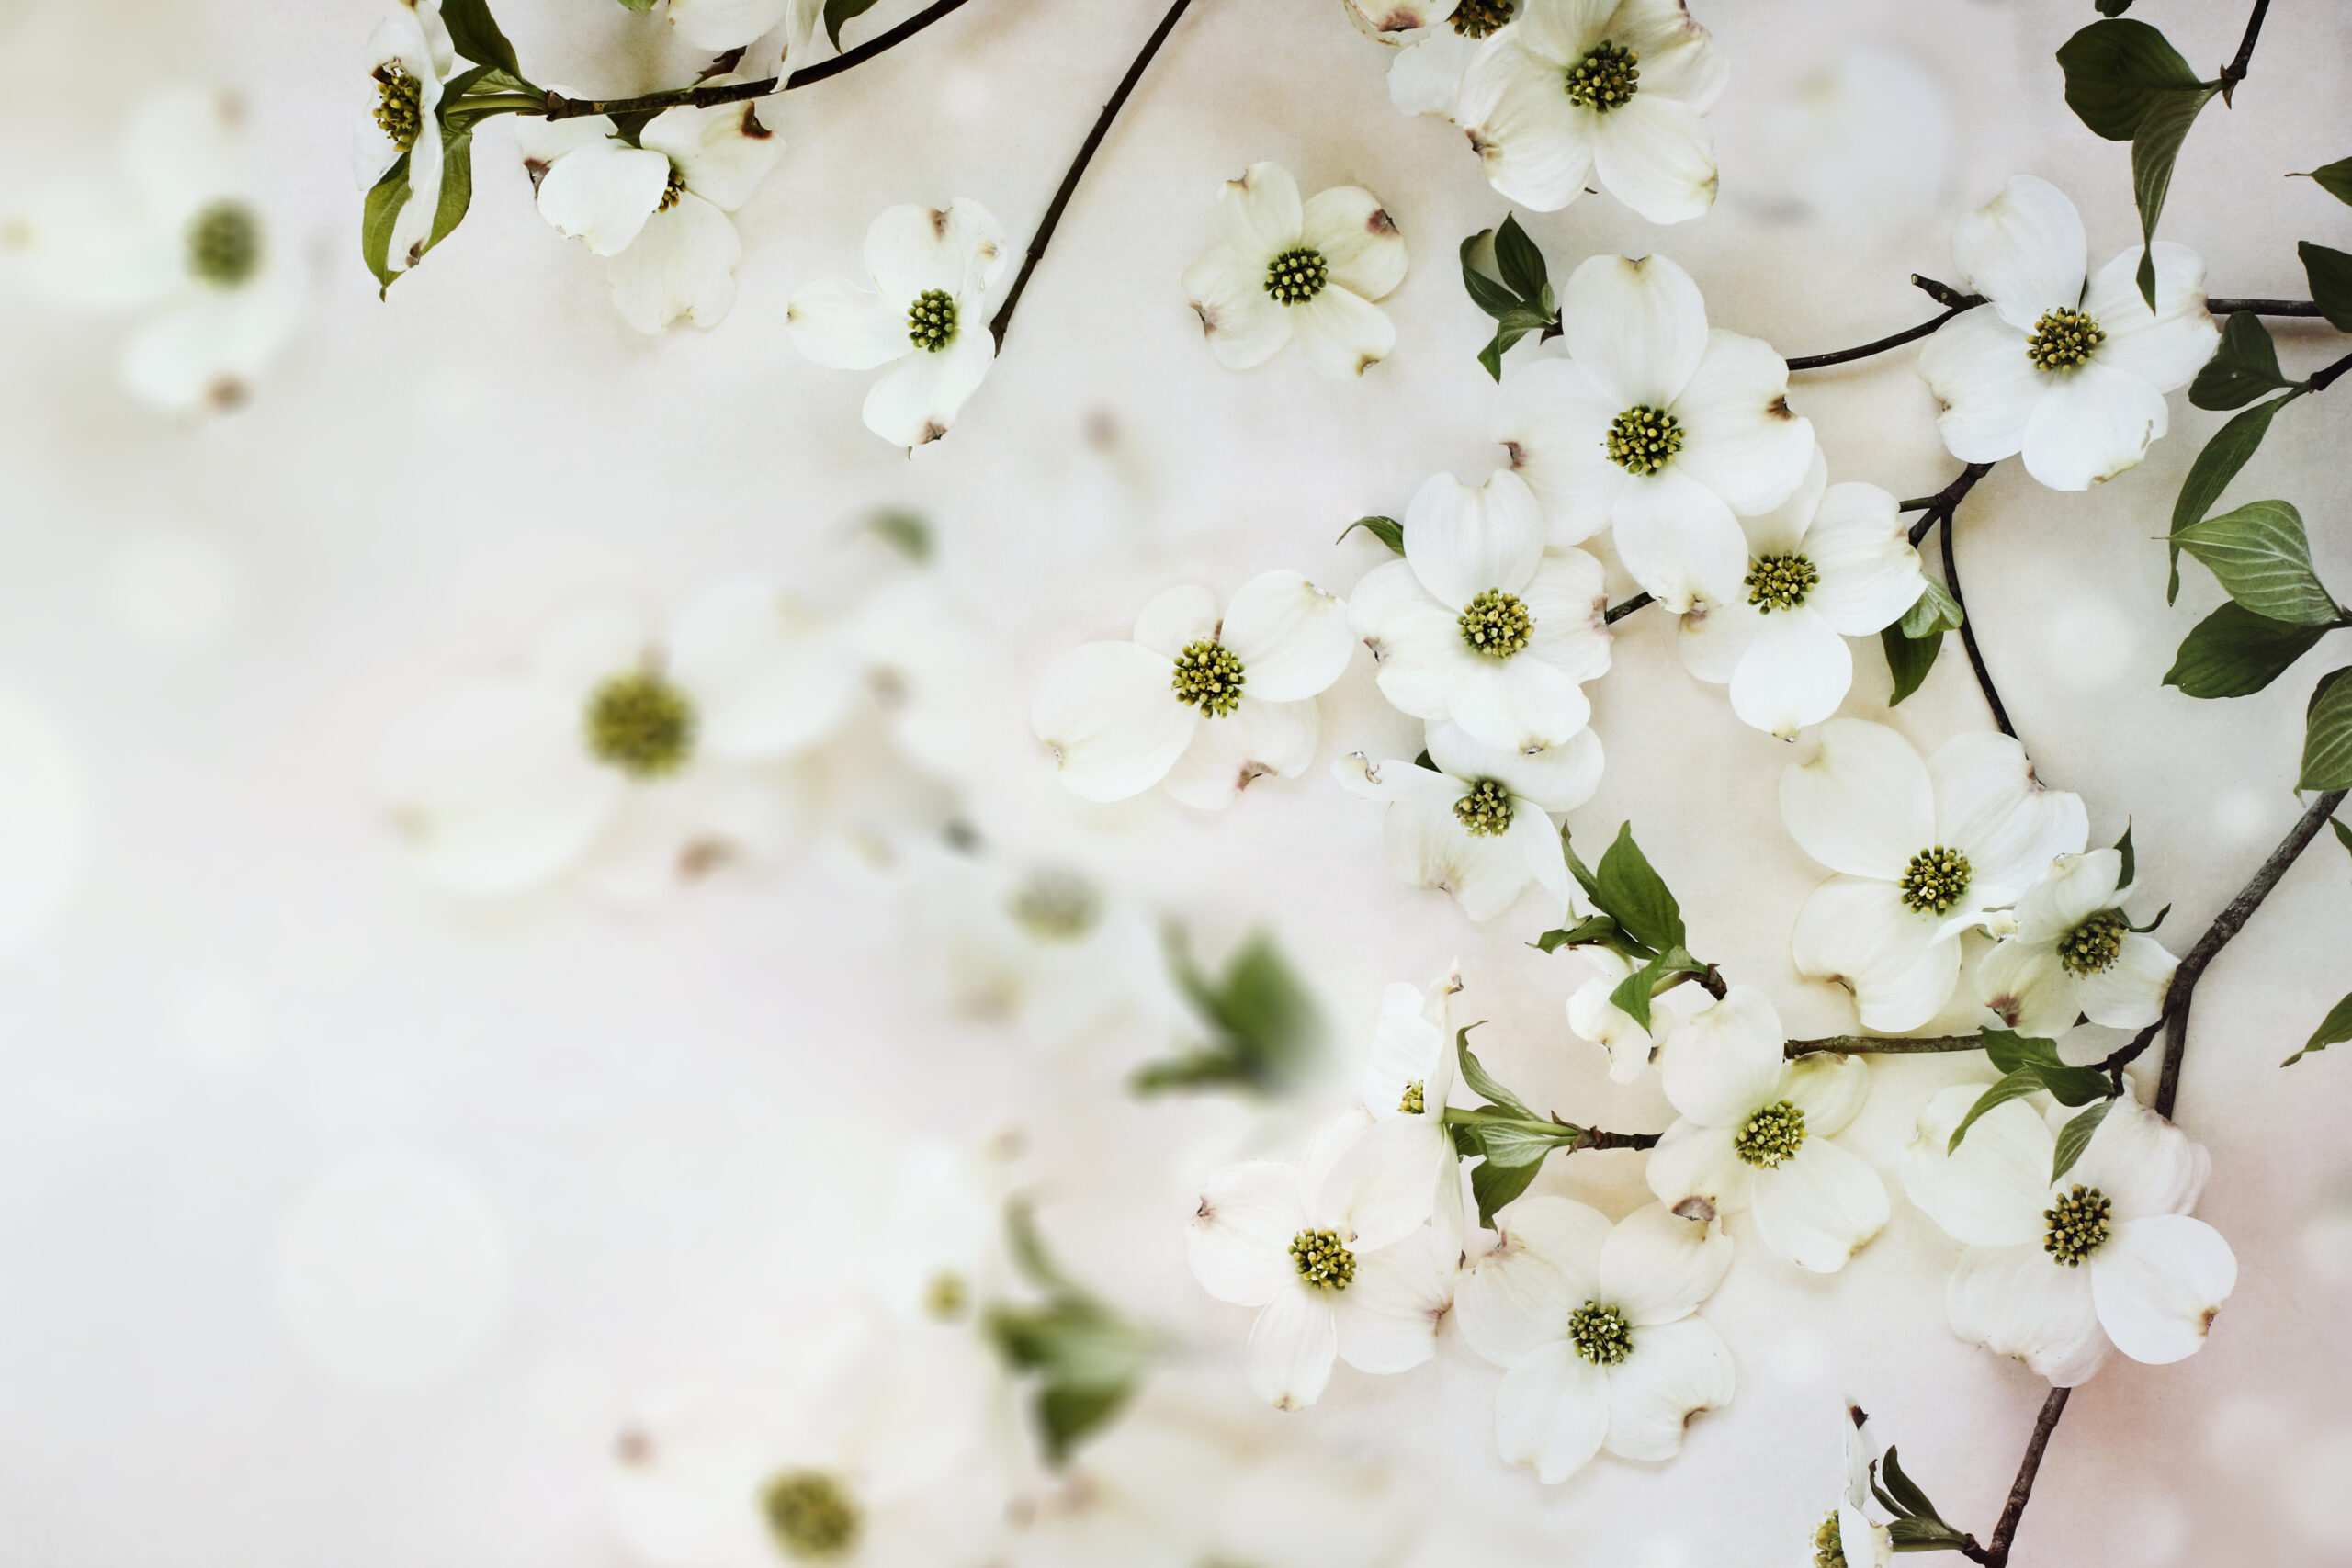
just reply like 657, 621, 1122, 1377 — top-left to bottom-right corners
1397, 1078, 1426, 1116
585, 671, 697, 779
1745, 552, 1818, 614
1290, 1227, 1357, 1291
1733, 1100, 1807, 1168
1566, 1300, 1634, 1365
1605, 404, 1683, 476
658, 164, 689, 213
1899, 846, 1973, 916
187, 201, 262, 288
1457, 587, 1533, 659
1008, 867, 1101, 942
1450, 0, 1512, 38
1564, 39, 1640, 112
923, 1269, 969, 1320
1263, 245, 1329, 306
2042, 1184, 2112, 1266
372, 62, 423, 152
2056, 908, 2129, 976
906, 288, 958, 352
1813, 1510, 1849, 1568
762, 1470, 862, 1561
1170, 638, 1247, 716
1452, 778, 1516, 838
2025, 307, 2105, 371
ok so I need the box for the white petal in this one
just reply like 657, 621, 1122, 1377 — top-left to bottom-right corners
1381, 779, 1538, 921
1661, 984, 1788, 1128
663, 0, 789, 51
1405, 469, 1547, 606
1560, 251, 1711, 408
1670, 332, 1813, 516
1387, 30, 1479, 119
865, 198, 1006, 304
1213, 162, 1305, 260
1247, 1287, 1339, 1410
1902, 1083, 2050, 1248
605, 192, 740, 333
785, 277, 909, 370
1458, 38, 1599, 213
1568, 971, 1660, 1083
1737, 444, 1828, 558
2089, 1215, 2234, 1365
1804, 483, 1927, 637
2020, 359, 2167, 491
1611, 468, 1748, 612
1187, 1160, 1308, 1307
1217, 571, 1352, 699
2016, 848, 2125, 940
1611, 0, 1725, 108
1782, 1052, 1871, 1137
862, 325, 995, 446
1948, 1243, 2109, 1386
1301, 186, 1408, 301
2070, 1095, 2209, 1223
527, 602, 650, 692
1601, 1315, 1734, 1461
1730, 608, 1850, 739
1928, 730, 2086, 900
1974, 937, 2076, 1038
2071, 929, 2174, 1029
1495, 1341, 1611, 1483
640, 98, 783, 212
1162, 698, 1319, 810
1518, 547, 1614, 684
1183, 245, 1294, 370
1917, 307, 2043, 464
1781, 718, 1934, 880
1322, 1118, 1444, 1250
1444, 649, 1593, 753
511, 113, 614, 168
1953, 175, 2086, 332
1429, 720, 1603, 814
668, 579, 856, 761
1354, 578, 1477, 724
385, 681, 618, 897
1751, 1138, 1889, 1273
120, 273, 304, 416
1491, 356, 1624, 547
1790, 876, 1960, 1033
534, 140, 667, 255
1506, 795, 1574, 912
1292, 285, 1396, 378
1363, 980, 1447, 1113
1598, 1202, 1731, 1325
1333, 1228, 1452, 1372
1455, 1208, 1593, 1366
2082, 243, 2218, 393
1133, 583, 1221, 658
1589, 91, 1718, 226
1676, 591, 1762, 685
1645, 1118, 1755, 1223
1031, 641, 1195, 801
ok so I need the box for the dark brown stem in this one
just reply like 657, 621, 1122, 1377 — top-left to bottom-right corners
1569, 1126, 1661, 1152
989, 0, 1194, 348
1939, 491, 2017, 739
1975, 1386, 2072, 1568
2220, 0, 2271, 97
1785, 301, 1977, 372
1905, 462, 1995, 548
1784, 1033, 1984, 1057
1603, 592, 1653, 625
2209, 296, 2322, 317
2309, 347, 2352, 394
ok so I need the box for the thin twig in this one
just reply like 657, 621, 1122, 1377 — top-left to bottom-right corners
1784, 1034, 1983, 1057
2209, 296, 2323, 317
1785, 301, 1976, 372
1603, 592, 1653, 625
989, 0, 1195, 347
1939, 493, 2016, 738
1973, 1386, 2072, 1567
2310, 346, 2352, 394
1906, 463, 1995, 548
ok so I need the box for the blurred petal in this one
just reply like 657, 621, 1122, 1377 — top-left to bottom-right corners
1031, 641, 1194, 801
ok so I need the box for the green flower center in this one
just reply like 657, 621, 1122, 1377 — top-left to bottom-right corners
1170, 638, 1247, 717
1605, 404, 1683, 476
1745, 552, 1818, 613
1814, 1510, 1848, 1568
1458, 587, 1533, 659
1451, 0, 1511, 38
2057, 907, 2129, 976
907, 288, 957, 352
1566, 1300, 1634, 1365
1008, 867, 1100, 942
1398, 1078, 1426, 1116
584, 671, 697, 779
1898, 846, 1973, 916
923, 1269, 968, 1320
372, 62, 423, 152
658, 164, 688, 214
762, 1470, 862, 1561
1452, 778, 1515, 838
1264, 245, 1329, 306
1733, 1100, 1807, 1168
2042, 1183, 2112, 1266
1564, 39, 1640, 112
2026, 307, 2105, 372
1290, 1227, 1357, 1290
187, 200, 262, 288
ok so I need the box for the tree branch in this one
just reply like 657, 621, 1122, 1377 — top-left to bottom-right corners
1939, 490, 2017, 738
1784, 1034, 1983, 1057
1975, 1386, 2072, 1568
1603, 592, 1653, 625
1906, 462, 1996, 548
2220, 0, 2272, 100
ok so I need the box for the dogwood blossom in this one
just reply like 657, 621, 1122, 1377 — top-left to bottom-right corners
515, 89, 783, 333
1816, 1404, 1894, 1568
1456, 1197, 1735, 1483
1324, 969, 1468, 1248
1488, 254, 1815, 608
1182, 162, 1408, 378
1567, 948, 1669, 1082
1333, 719, 1600, 920
1782, 720, 2086, 1032
1917, 175, 2218, 491
1187, 1114, 1455, 1410
1456, 0, 1726, 221
355, 0, 456, 282
1032, 571, 1353, 809
663, 0, 823, 59
1342, 0, 1515, 121
1348, 470, 1611, 751
1976, 848, 2178, 1039
1645, 986, 1889, 1271
1903, 1084, 2236, 1385
788, 199, 1008, 446
1675, 452, 1928, 738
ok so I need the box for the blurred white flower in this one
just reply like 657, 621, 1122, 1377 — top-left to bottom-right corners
1348, 470, 1611, 751
1489, 255, 1815, 609
1455, 1197, 1734, 1483
1566, 948, 1668, 1083
663, 0, 823, 60
1917, 175, 2217, 491
1456, 0, 1725, 221
1646, 986, 1888, 1271
1182, 162, 1407, 378
1821, 1403, 1894, 1568
868, 1139, 1011, 1325
1032, 570, 1353, 809
387, 581, 860, 899
0, 678, 91, 955
1675, 452, 1928, 739
516, 92, 784, 333
5, 86, 303, 415
1333, 720, 1597, 921
1903, 1084, 2236, 1386
1782, 720, 2086, 1032
355, 0, 456, 279
1976, 849, 2177, 1040
1186, 1113, 1455, 1410
787, 199, 1007, 446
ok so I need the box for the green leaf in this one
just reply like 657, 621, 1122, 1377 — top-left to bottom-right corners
1456, 1025, 1537, 1121
2170, 390, 2302, 599
1593, 821, 1687, 954
2333, 815, 2352, 863
2173, 501, 2342, 625
1878, 1447, 1940, 1523
1900, 577, 1965, 638
1889, 1518, 1976, 1551
1493, 213, 1548, 301
1035, 1382, 1137, 1464
426, 124, 476, 254
1471, 1147, 1546, 1229
2189, 312, 2297, 411
1533, 914, 1622, 953
2302, 667, 2352, 790
1459, 231, 1524, 320
2113, 820, 2135, 888
1953, 1035, 2111, 1152
2284, 991, 2352, 1066
2129, 85, 2218, 308
1135, 931, 1319, 1097
2093, 0, 2132, 12
440, 0, 521, 75
1558, 826, 1608, 913
2056, 18, 2201, 141
2300, 240, 2352, 333
2294, 157, 2352, 207
861, 509, 932, 562
1477, 1122, 1563, 1168
358, 152, 412, 295
1949, 1070, 2052, 1152
1882, 621, 1943, 706
2052, 1096, 2119, 1182
1337, 514, 1405, 554
1476, 333, 1507, 381
982, 1203, 1158, 1466
613, 0, 659, 10
2164, 601, 2331, 698
823, 0, 884, 49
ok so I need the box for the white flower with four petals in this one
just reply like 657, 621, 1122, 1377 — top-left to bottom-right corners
1182, 162, 1408, 378
1976, 848, 2179, 1040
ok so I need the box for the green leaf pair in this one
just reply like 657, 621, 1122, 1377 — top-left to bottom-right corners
1454, 1029, 1594, 1226
1133, 931, 1320, 1097
1460, 215, 1558, 381
1881, 578, 1965, 706
1535, 824, 1711, 1030
2055, 18, 2219, 308
1871, 1445, 1973, 1554
1947, 1032, 2116, 1180
984, 1203, 1159, 1464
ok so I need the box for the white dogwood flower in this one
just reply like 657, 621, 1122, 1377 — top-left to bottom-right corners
1567, 948, 1669, 1082
355, 0, 456, 280
1348, 470, 1611, 751
1343, 0, 1515, 121
1782, 720, 2086, 1032
1456, 1197, 1735, 1483
788, 199, 1008, 446
1816, 1404, 1895, 1568
1488, 254, 1815, 609
1187, 1114, 1456, 1410
1675, 451, 1928, 738
1976, 849, 2178, 1039
1334, 718, 1598, 920
515, 90, 783, 333
1182, 162, 1408, 378
1903, 1083, 2236, 1386
1455, 0, 1726, 221
663, 0, 823, 60
1917, 175, 2218, 491
1325, 969, 1468, 1249
1645, 986, 1890, 1271
1032, 571, 1352, 809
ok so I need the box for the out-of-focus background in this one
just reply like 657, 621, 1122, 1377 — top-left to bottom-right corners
1, 0, 2349, 1562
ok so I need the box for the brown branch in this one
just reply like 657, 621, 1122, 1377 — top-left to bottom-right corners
1603, 592, 1654, 625
1939, 491, 2017, 739
1906, 463, 1996, 548
1784, 1033, 1984, 1057
2219, 0, 2271, 100
1972, 1386, 2072, 1567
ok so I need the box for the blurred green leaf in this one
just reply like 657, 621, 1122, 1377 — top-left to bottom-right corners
984, 1207, 1157, 1465
1135, 931, 1318, 1097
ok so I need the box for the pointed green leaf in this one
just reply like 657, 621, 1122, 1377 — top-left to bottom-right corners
1456, 1025, 1537, 1121
2113, 820, 2135, 888
1980, 1029, 2064, 1074
1471, 1146, 1546, 1228
1900, 577, 1965, 637
440, 0, 521, 74
1493, 212, 1548, 300
2284, 991, 2352, 1066
1558, 826, 1608, 912
1460, 230, 1524, 320
2294, 158, 2352, 207
2056, 18, 2201, 141
1878, 1446, 1946, 1525
1882, 621, 1943, 706
2333, 815, 2352, 863
1534, 914, 1621, 953
2302, 667, 2352, 791
426, 124, 475, 254
2052, 1096, 2119, 1181
2301, 241, 2352, 333
2093, 0, 2132, 12
2129, 85, 2218, 308
1594, 821, 1686, 954
358, 152, 412, 295
1337, 514, 1405, 554
1478, 1122, 1563, 1168
2189, 312, 2297, 410
2164, 601, 2331, 698
2170, 390, 2302, 600
1889, 1518, 1975, 1551
2173, 501, 2343, 625
823, 0, 884, 49
1949, 1070, 2049, 1152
